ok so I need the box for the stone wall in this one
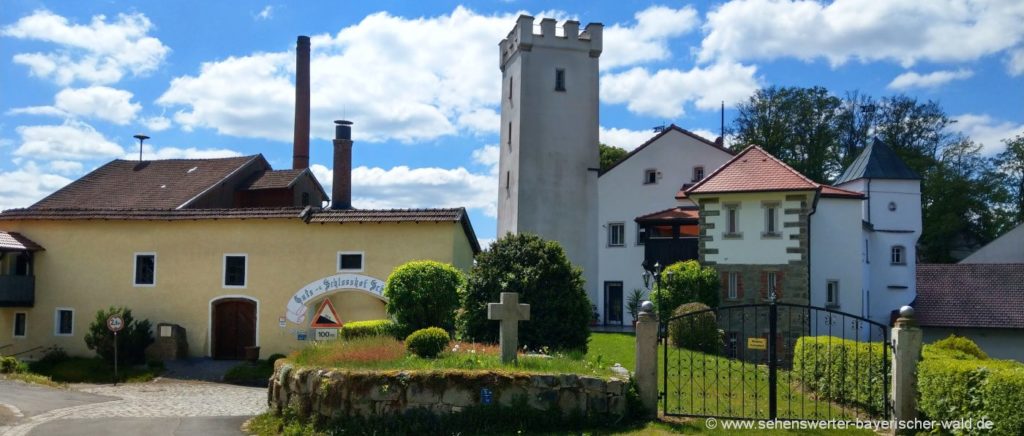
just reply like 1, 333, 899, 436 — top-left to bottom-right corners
268, 363, 629, 420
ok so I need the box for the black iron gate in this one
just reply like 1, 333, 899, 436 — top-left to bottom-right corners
660, 301, 890, 420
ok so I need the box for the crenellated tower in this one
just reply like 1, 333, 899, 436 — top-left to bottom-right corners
497, 16, 602, 293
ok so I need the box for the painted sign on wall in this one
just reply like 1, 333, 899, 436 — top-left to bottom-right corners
286, 273, 387, 324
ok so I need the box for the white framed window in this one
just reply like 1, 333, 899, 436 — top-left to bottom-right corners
826, 280, 839, 307
608, 223, 625, 247
728, 272, 739, 300
636, 225, 646, 246
643, 169, 658, 185
763, 202, 779, 236
13, 312, 27, 338
54, 308, 74, 336
133, 252, 156, 287
223, 254, 248, 288
724, 203, 741, 236
338, 251, 364, 272
891, 246, 905, 265
767, 272, 778, 297
692, 166, 705, 182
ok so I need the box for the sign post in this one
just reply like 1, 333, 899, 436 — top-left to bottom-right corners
107, 314, 124, 385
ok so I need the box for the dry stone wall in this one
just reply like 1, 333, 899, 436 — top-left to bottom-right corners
268, 363, 629, 419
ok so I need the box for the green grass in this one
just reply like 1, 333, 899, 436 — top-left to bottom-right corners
29, 357, 162, 383
224, 359, 276, 386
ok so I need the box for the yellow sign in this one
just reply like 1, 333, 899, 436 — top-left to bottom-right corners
747, 337, 767, 350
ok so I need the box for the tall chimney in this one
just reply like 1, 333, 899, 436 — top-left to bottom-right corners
332, 120, 353, 210
292, 35, 311, 169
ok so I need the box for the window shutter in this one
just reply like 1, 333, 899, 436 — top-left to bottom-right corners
760, 271, 767, 300
776, 272, 785, 299
721, 272, 729, 299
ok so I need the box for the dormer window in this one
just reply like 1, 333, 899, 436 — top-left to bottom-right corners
643, 169, 658, 185
692, 166, 705, 182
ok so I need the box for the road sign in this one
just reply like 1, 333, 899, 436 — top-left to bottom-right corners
747, 337, 767, 350
107, 315, 124, 332
310, 299, 343, 328
315, 329, 339, 341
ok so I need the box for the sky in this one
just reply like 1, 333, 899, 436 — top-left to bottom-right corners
1, 0, 1023, 245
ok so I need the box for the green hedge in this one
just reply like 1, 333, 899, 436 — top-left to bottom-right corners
405, 327, 450, 358
918, 338, 1024, 436
792, 336, 888, 415
341, 320, 398, 340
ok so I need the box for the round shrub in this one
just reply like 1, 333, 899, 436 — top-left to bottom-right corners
668, 302, 723, 354
651, 261, 719, 317
1, 356, 23, 374
341, 319, 398, 340
930, 334, 988, 359
457, 233, 591, 352
384, 261, 465, 336
405, 327, 450, 358
84, 306, 153, 365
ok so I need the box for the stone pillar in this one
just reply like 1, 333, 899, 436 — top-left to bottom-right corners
892, 305, 922, 424
634, 301, 659, 417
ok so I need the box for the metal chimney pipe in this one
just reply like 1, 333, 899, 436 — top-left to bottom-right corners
332, 120, 353, 210
292, 35, 311, 170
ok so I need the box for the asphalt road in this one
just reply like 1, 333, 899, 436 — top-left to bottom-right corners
27, 416, 251, 436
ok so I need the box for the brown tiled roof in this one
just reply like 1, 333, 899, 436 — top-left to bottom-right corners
0, 231, 43, 251
29, 156, 261, 210
635, 207, 699, 223
915, 264, 1024, 329
599, 125, 733, 176
685, 145, 864, 199
240, 169, 307, 190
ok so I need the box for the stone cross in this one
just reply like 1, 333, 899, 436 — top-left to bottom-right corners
487, 292, 531, 363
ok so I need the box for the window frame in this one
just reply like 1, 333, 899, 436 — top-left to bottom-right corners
762, 202, 780, 237
554, 68, 566, 92
133, 252, 157, 287
891, 246, 906, 265
727, 272, 739, 300
724, 203, 742, 238
692, 166, 705, 182
643, 169, 658, 185
767, 271, 778, 297
337, 251, 365, 273
222, 254, 249, 289
13, 312, 27, 338
636, 224, 646, 246
826, 280, 840, 307
607, 222, 626, 247
54, 308, 74, 337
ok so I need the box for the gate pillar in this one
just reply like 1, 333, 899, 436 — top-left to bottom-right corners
892, 306, 922, 424
635, 301, 659, 417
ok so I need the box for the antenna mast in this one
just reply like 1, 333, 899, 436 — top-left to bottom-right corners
133, 134, 150, 161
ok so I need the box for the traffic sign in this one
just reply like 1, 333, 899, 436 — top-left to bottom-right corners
107, 315, 125, 332
310, 299, 343, 328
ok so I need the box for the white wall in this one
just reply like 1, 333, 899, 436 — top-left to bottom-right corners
700, 192, 809, 265
961, 223, 1024, 263
809, 197, 864, 317
595, 129, 732, 323
863, 179, 921, 327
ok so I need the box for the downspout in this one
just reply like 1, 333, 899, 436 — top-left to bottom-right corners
807, 190, 820, 310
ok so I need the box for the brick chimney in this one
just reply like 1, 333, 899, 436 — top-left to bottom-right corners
332, 120, 353, 209
292, 35, 311, 170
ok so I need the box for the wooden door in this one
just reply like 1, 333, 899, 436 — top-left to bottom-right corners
212, 299, 256, 359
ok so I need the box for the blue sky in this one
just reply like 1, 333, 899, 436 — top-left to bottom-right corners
2, 0, 1023, 244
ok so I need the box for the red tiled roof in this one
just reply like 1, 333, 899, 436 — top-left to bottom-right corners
240, 169, 307, 190
635, 207, 699, 223
0, 231, 43, 251
915, 264, 1024, 329
29, 156, 262, 210
685, 145, 864, 199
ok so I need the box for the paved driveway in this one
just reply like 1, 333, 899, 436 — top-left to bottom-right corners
0, 379, 266, 436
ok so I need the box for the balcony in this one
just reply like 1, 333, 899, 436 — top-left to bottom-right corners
644, 238, 699, 267
0, 275, 34, 307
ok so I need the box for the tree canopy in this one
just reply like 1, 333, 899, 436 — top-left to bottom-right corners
599, 143, 629, 171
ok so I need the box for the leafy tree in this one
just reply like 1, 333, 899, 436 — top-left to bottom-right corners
384, 260, 465, 335
994, 134, 1024, 224
650, 260, 720, 318
457, 233, 591, 351
84, 307, 153, 365
599, 143, 628, 171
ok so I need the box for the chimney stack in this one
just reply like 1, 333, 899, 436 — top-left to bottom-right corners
332, 120, 353, 210
292, 35, 311, 169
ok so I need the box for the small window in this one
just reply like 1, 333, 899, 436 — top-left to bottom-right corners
888, 201, 897, 211
865, 239, 870, 264
505, 171, 510, 194
507, 122, 512, 149
338, 252, 364, 272
636, 225, 646, 246
763, 203, 779, 235
13, 312, 26, 338
767, 272, 778, 298
728, 272, 739, 300
508, 76, 514, 101
134, 253, 156, 286
224, 255, 247, 288
692, 166, 705, 182
826, 280, 839, 307
891, 246, 905, 265
555, 68, 566, 92
55, 309, 73, 336
608, 223, 625, 247
643, 169, 657, 185
725, 204, 740, 236
301, 192, 310, 206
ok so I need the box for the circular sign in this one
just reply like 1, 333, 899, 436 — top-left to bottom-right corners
106, 315, 125, 332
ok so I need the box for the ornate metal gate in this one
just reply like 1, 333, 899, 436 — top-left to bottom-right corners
660, 301, 890, 420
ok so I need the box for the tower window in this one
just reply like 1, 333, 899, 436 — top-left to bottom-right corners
505, 171, 510, 195
891, 246, 906, 265
507, 122, 512, 150
826, 280, 839, 307
555, 68, 566, 92
508, 76, 514, 101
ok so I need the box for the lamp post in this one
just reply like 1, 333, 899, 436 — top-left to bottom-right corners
641, 261, 674, 321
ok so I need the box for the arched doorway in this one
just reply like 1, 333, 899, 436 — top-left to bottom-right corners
211, 297, 257, 360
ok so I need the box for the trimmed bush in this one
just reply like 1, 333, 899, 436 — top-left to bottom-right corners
1, 356, 24, 374
918, 337, 1024, 435
405, 327, 450, 359
792, 336, 888, 415
651, 260, 719, 316
458, 233, 591, 352
341, 319, 398, 340
385, 261, 465, 336
667, 303, 722, 354
84, 307, 153, 365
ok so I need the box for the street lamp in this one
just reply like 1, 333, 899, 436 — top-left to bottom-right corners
641, 261, 674, 321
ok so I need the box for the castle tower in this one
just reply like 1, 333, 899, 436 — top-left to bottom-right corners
497, 16, 602, 291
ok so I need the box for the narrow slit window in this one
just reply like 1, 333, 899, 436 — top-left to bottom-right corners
826, 280, 839, 306
555, 68, 566, 92
14, 313, 26, 338
728, 272, 738, 300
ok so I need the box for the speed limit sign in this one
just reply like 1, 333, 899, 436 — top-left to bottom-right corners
107, 315, 124, 332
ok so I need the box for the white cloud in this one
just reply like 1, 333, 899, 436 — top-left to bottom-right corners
7, 106, 69, 118
9, 86, 141, 125
457, 109, 500, 134
48, 160, 84, 175
1008, 48, 1024, 76
599, 126, 656, 150
601, 62, 760, 118
954, 113, 1024, 155
887, 69, 973, 90
14, 120, 124, 160
603, 6, 699, 70
141, 116, 172, 132
0, 161, 73, 211
699, 0, 1024, 68
122, 144, 243, 161
256, 6, 274, 21
2, 10, 170, 85
471, 144, 499, 172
